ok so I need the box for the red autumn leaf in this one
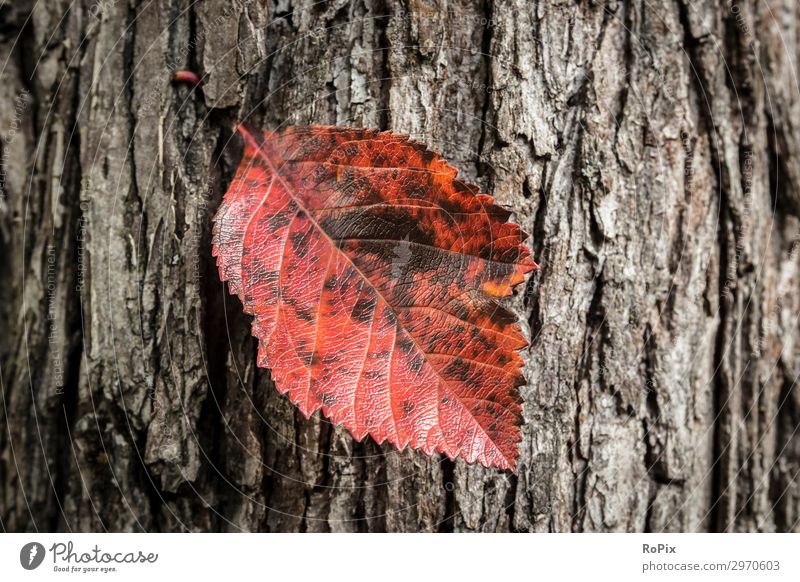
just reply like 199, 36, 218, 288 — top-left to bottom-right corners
212, 124, 537, 471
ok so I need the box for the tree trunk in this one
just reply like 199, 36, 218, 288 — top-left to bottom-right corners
1, 0, 799, 533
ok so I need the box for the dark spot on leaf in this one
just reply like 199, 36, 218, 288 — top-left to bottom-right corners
382, 307, 397, 326
397, 337, 414, 354
269, 211, 292, 233
446, 357, 470, 382
296, 307, 314, 321
290, 230, 310, 257
350, 293, 377, 324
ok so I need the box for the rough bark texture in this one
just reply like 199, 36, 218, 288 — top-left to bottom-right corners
1, 0, 799, 532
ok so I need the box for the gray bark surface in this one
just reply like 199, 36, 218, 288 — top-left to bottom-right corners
1, 0, 799, 532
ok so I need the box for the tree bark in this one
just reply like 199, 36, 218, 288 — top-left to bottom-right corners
1, 0, 799, 532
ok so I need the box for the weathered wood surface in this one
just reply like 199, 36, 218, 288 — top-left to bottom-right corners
1, 0, 798, 532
